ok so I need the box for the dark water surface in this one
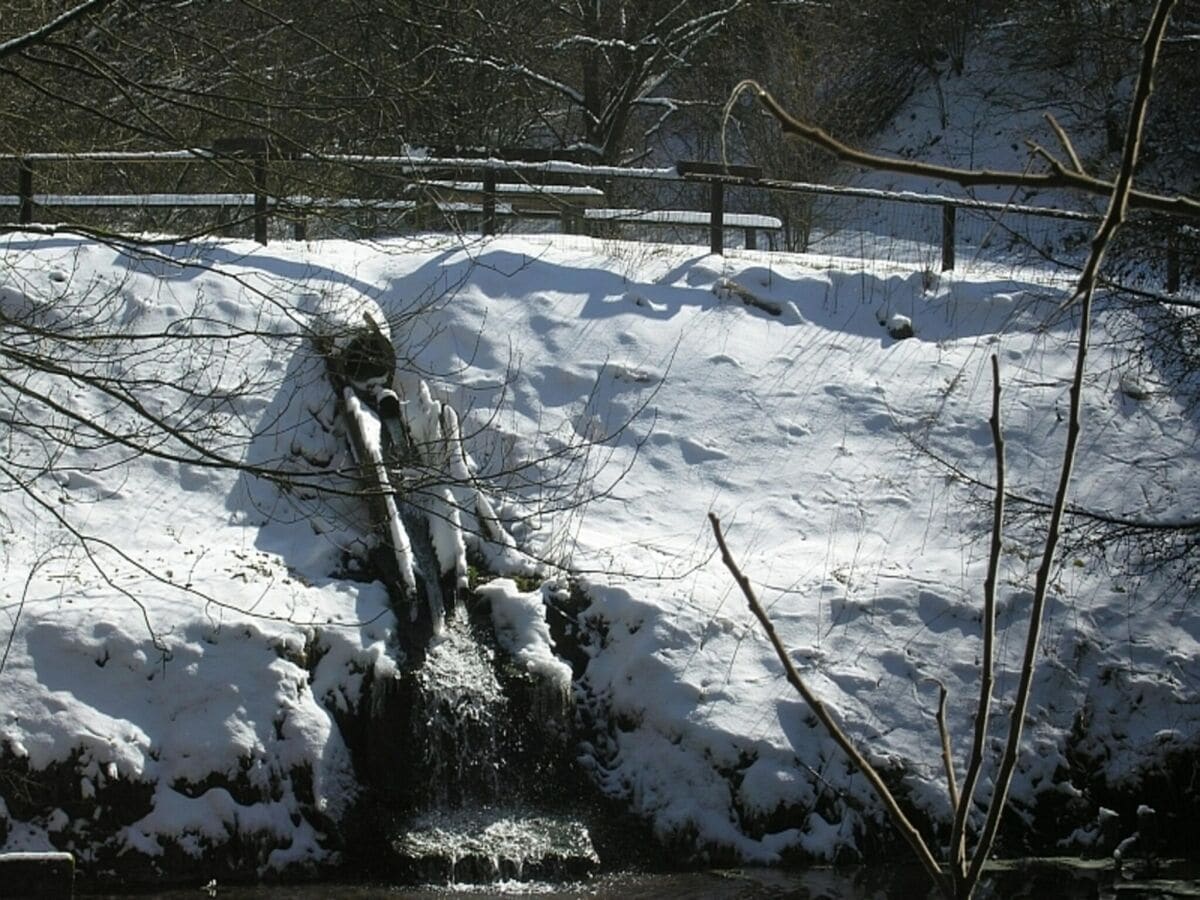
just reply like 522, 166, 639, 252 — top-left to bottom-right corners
85, 859, 1200, 900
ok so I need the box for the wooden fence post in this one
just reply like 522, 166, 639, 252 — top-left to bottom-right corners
213, 136, 270, 243
677, 161, 762, 256
710, 181, 724, 256
1167, 224, 1180, 293
482, 167, 496, 236
941, 203, 956, 271
253, 152, 268, 245
18, 158, 33, 225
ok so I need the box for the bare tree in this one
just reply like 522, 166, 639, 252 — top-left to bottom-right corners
0, 4, 659, 658
430, 0, 749, 165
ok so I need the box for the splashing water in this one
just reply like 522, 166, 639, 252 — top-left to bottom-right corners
411, 618, 506, 809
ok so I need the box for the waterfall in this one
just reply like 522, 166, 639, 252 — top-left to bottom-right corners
411, 619, 504, 810
320, 324, 599, 884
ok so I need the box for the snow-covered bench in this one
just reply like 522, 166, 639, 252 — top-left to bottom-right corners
584, 207, 783, 250
406, 180, 606, 217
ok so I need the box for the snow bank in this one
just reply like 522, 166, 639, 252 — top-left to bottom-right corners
1, 203, 1196, 873
477, 579, 572, 692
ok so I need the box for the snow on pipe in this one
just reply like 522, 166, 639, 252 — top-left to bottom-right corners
336, 333, 525, 613
440, 404, 517, 552
394, 382, 469, 589
342, 387, 418, 597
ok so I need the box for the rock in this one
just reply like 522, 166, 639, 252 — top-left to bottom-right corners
886, 314, 915, 340
1119, 372, 1152, 401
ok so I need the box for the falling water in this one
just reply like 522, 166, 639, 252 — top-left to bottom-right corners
389, 617, 598, 883
325, 342, 597, 884
411, 618, 504, 810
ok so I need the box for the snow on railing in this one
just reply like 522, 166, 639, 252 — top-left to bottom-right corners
4, 147, 1170, 284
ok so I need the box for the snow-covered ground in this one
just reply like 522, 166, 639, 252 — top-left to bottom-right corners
1, 30, 1198, 877
1, 220, 1196, 873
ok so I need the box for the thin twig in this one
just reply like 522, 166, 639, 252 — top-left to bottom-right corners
1045, 113, 1085, 174
951, 354, 1005, 891
935, 680, 960, 814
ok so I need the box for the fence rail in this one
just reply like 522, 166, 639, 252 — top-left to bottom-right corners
0, 146, 1188, 292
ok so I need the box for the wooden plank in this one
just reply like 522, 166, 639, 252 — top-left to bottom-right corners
677, 160, 763, 180
408, 180, 605, 214
17, 159, 32, 225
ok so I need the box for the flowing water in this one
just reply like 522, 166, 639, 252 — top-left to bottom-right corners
386, 617, 598, 882
409, 618, 505, 810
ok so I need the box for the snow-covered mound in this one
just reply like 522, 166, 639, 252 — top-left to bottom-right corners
0, 225, 1196, 874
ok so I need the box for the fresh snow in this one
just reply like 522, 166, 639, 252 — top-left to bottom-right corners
2, 224, 1195, 868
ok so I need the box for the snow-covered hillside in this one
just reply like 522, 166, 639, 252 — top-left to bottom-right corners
1, 218, 1196, 877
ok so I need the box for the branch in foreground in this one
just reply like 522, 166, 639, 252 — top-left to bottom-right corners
731, 77, 1199, 221
950, 354, 1004, 889
965, 0, 1178, 889
707, 512, 953, 899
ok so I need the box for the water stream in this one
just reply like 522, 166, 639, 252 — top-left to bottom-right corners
383, 615, 598, 883
410, 619, 505, 811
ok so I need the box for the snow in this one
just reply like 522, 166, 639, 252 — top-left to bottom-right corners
1, 42, 1198, 872
342, 389, 418, 594
478, 579, 572, 692
1, 221, 1197, 868
585, 209, 783, 229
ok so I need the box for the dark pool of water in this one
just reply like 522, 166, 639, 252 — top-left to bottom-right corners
84, 858, 1200, 899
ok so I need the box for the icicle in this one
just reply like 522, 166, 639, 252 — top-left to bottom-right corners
427, 485, 469, 589
442, 399, 517, 553
382, 492, 418, 595
408, 381, 447, 468
439, 404, 473, 484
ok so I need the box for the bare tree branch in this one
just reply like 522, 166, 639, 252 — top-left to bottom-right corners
965, 0, 1178, 887
0, 0, 122, 63
718, 3, 1181, 897
936, 680, 960, 815
951, 354, 1005, 892
730, 69, 1199, 221
708, 512, 953, 899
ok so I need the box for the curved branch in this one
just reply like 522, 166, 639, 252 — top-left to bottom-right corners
735, 74, 1199, 221
709, 512, 953, 899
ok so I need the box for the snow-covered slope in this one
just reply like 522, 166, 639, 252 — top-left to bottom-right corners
1, 222, 1196, 872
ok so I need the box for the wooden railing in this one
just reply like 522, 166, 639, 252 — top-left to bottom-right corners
0, 146, 1188, 290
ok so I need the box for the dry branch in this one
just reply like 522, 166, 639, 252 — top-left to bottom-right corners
732, 56, 1198, 223
708, 512, 954, 899
964, 2, 1177, 887
718, 2, 1180, 897
950, 354, 1005, 892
